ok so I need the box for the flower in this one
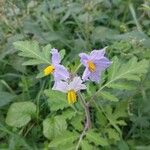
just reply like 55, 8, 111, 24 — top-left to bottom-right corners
79, 48, 111, 83
52, 77, 86, 104
44, 48, 69, 81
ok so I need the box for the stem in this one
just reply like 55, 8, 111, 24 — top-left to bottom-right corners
74, 63, 82, 74
129, 2, 142, 32
75, 126, 87, 150
0, 80, 15, 95
78, 92, 91, 129
76, 92, 91, 150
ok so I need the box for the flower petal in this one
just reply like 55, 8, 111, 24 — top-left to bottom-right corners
52, 81, 68, 93
82, 67, 90, 81
54, 65, 69, 81
94, 57, 112, 71
79, 53, 89, 66
89, 71, 101, 83
69, 77, 86, 92
51, 48, 61, 65
90, 49, 106, 61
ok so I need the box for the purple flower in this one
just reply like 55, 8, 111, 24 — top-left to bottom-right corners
52, 77, 86, 104
44, 48, 69, 81
79, 48, 111, 83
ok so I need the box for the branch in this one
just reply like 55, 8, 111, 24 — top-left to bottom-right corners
75, 92, 91, 150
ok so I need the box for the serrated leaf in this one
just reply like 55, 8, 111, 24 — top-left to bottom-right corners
61, 108, 76, 120
48, 131, 78, 148
106, 128, 120, 141
107, 82, 136, 90
100, 91, 119, 102
57, 143, 76, 150
104, 101, 128, 134
71, 114, 84, 131
86, 130, 108, 146
42, 44, 51, 61
43, 116, 67, 140
5, 102, 36, 127
114, 101, 128, 118
22, 59, 45, 65
44, 89, 68, 111
81, 140, 94, 150
106, 57, 149, 88
14, 41, 51, 65
36, 71, 45, 78
59, 49, 66, 60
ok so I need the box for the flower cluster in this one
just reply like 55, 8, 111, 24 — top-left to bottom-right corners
44, 48, 111, 104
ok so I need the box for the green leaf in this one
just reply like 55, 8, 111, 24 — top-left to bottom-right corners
36, 71, 45, 78
44, 89, 68, 111
108, 57, 148, 83
57, 143, 76, 150
104, 101, 128, 135
61, 108, 76, 120
48, 131, 78, 148
100, 91, 119, 102
0, 91, 15, 107
59, 49, 66, 60
106, 128, 120, 141
86, 130, 108, 146
5, 102, 36, 127
98, 56, 149, 92
43, 116, 67, 140
14, 41, 51, 65
81, 140, 94, 150
71, 114, 84, 131
117, 140, 129, 150
107, 82, 136, 90
22, 59, 45, 65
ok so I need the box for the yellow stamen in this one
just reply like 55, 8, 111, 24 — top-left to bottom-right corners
44, 65, 55, 76
87, 61, 96, 72
67, 90, 77, 104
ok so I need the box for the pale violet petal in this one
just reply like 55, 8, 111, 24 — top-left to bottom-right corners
69, 77, 86, 92
82, 67, 90, 81
94, 57, 112, 71
69, 77, 81, 90
52, 81, 68, 93
79, 84, 87, 90
54, 65, 69, 81
51, 48, 61, 65
79, 53, 89, 66
89, 71, 101, 83
90, 49, 106, 61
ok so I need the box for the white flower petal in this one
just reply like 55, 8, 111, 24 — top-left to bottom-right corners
69, 77, 86, 92
52, 81, 68, 93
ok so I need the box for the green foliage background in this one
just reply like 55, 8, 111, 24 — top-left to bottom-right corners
0, 0, 150, 149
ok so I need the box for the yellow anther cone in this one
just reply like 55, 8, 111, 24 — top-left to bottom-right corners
67, 90, 77, 104
44, 65, 55, 76
87, 61, 96, 72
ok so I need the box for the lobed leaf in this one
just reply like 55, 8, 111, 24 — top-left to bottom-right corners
43, 116, 67, 140
107, 57, 149, 83
48, 131, 78, 148
14, 41, 51, 65
86, 130, 108, 146
5, 102, 36, 127
44, 89, 68, 111
100, 91, 119, 102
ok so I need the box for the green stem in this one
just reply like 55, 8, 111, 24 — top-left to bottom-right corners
74, 63, 82, 74
129, 2, 142, 32
0, 80, 15, 95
